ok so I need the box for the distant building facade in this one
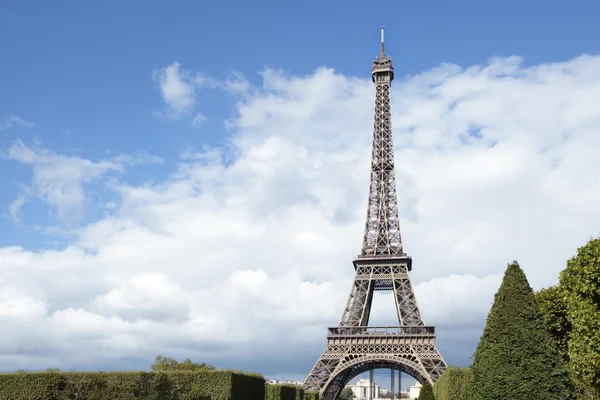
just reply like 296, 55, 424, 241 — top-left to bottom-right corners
346, 378, 381, 399
266, 379, 304, 386
408, 382, 422, 399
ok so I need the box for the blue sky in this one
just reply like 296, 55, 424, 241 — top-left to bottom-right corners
2, 0, 598, 247
1, 0, 600, 390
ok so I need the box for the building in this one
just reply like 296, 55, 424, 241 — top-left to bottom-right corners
346, 378, 381, 399
408, 382, 422, 399
266, 379, 304, 386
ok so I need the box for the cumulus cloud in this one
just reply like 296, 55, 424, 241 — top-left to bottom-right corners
153, 62, 196, 118
0, 114, 34, 131
4, 141, 162, 223
153, 62, 220, 123
1, 54, 600, 379
153, 62, 248, 126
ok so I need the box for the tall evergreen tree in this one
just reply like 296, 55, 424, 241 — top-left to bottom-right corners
417, 381, 435, 400
470, 261, 574, 400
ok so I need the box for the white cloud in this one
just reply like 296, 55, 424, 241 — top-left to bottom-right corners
92, 272, 191, 323
4, 141, 161, 223
153, 62, 196, 119
0, 114, 34, 131
1, 54, 600, 378
153, 63, 248, 126
110, 151, 164, 166
222, 70, 252, 97
153, 63, 220, 123
191, 112, 207, 127
8, 193, 28, 223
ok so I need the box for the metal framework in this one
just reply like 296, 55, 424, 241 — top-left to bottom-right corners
303, 28, 447, 399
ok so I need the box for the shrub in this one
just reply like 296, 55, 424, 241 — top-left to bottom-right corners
0, 370, 264, 400
294, 386, 304, 400
265, 384, 297, 400
433, 367, 472, 400
304, 390, 320, 400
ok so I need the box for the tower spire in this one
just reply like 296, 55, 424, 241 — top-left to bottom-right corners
363, 27, 400, 257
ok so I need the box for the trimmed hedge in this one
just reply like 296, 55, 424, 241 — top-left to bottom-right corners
265, 384, 300, 400
303, 390, 320, 400
433, 367, 472, 400
294, 386, 304, 400
0, 370, 265, 400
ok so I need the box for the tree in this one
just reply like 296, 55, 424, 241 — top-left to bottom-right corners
340, 387, 354, 399
568, 299, 600, 400
470, 261, 574, 400
536, 284, 571, 363
150, 355, 215, 372
560, 237, 600, 399
417, 381, 434, 400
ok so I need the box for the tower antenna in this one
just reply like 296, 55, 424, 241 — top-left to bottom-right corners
380, 26, 385, 55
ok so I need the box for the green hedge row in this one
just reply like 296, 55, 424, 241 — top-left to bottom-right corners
0, 370, 265, 400
294, 386, 304, 400
303, 390, 320, 400
265, 384, 307, 400
433, 367, 472, 400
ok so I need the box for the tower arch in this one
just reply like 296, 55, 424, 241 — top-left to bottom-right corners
321, 355, 430, 399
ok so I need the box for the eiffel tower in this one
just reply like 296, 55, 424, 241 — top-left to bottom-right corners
303, 28, 447, 399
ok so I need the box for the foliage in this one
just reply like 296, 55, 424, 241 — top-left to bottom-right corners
469, 261, 574, 400
0, 370, 265, 400
229, 371, 267, 399
266, 384, 297, 400
303, 390, 321, 400
0, 370, 64, 400
536, 284, 571, 363
340, 387, 354, 399
568, 299, 600, 399
560, 238, 600, 305
560, 237, 600, 399
432, 367, 472, 400
151, 355, 216, 372
417, 381, 435, 400
219, 368, 264, 379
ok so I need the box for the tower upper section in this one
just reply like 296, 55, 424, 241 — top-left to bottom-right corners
360, 27, 405, 259
372, 27, 394, 83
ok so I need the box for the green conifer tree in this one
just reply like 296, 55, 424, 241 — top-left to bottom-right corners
417, 381, 435, 400
470, 261, 574, 400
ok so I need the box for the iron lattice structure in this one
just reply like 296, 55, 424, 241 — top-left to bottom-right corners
303, 28, 447, 400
